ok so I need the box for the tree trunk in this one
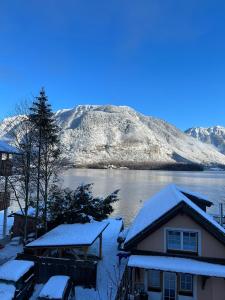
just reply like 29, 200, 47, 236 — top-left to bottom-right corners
24, 148, 31, 242
44, 144, 48, 232
35, 128, 42, 238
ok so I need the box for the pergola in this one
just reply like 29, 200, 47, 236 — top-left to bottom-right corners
26, 222, 109, 260
0, 141, 21, 239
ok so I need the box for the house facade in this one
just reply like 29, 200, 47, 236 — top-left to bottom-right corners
124, 184, 225, 300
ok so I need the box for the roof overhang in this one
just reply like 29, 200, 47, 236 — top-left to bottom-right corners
128, 255, 225, 278
0, 141, 22, 155
26, 222, 109, 249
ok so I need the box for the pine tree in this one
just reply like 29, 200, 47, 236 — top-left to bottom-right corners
48, 183, 120, 226
30, 88, 60, 234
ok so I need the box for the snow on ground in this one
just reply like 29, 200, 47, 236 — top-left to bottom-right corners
30, 284, 43, 300
0, 212, 22, 264
76, 218, 126, 300
0, 243, 23, 265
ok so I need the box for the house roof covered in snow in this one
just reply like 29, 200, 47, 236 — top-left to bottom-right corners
128, 255, 225, 278
39, 276, 70, 299
26, 221, 109, 248
0, 260, 34, 282
0, 141, 21, 155
124, 184, 225, 248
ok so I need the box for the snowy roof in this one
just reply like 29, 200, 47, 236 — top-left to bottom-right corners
0, 283, 16, 300
39, 276, 70, 299
125, 184, 225, 245
26, 221, 109, 248
177, 185, 209, 202
0, 141, 21, 155
0, 260, 34, 282
128, 255, 225, 278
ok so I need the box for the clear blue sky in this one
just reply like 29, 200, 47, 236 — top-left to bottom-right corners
1, 0, 225, 130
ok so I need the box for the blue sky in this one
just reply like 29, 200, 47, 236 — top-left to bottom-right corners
1, 0, 225, 130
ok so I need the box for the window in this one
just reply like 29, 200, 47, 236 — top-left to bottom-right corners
167, 230, 198, 253
180, 274, 193, 294
148, 270, 161, 291
183, 232, 198, 252
167, 230, 181, 250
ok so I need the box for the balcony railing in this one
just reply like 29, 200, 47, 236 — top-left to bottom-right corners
0, 160, 13, 176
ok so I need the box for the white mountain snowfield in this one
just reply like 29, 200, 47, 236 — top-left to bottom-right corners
1, 105, 225, 168
186, 126, 225, 155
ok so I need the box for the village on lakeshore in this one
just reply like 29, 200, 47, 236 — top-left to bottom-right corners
0, 90, 225, 300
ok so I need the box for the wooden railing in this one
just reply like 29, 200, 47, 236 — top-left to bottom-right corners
0, 160, 13, 176
16, 253, 97, 287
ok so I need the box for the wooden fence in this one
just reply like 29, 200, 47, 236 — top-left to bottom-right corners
17, 253, 97, 287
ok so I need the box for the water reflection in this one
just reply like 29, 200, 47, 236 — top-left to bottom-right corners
62, 169, 225, 225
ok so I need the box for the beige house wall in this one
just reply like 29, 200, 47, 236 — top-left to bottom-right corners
133, 269, 225, 300
136, 213, 225, 259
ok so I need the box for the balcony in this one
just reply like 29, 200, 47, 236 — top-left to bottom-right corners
0, 159, 13, 177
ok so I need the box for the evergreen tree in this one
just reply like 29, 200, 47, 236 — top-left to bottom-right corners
48, 183, 119, 226
30, 88, 60, 233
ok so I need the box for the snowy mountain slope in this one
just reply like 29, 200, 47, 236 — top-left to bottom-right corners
1, 105, 225, 167
56, 105, 225, 167
185, 126, 225, 155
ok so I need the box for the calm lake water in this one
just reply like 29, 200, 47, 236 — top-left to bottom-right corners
62, 169, 225, 226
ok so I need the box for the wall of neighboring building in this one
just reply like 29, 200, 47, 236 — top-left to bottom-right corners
136, 213, 225, 259
13, 215, 36, 237
196, 276, 225, 300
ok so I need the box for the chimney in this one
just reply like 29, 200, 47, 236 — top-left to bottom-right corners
219, 203, 223, 227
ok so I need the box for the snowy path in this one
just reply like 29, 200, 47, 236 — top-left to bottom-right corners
76, 218, 126, 300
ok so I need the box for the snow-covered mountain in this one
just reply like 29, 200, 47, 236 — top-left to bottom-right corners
185, 126, 225, 155
1, 105, 225, 168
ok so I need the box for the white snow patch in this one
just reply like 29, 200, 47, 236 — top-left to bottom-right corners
39, 276, 70, 299
0, 260, 34, 282
26, 221, 109, 248
0, 283, 16, 300
128, 255, 225, 278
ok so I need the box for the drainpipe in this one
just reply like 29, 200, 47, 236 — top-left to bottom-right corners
219, 203, 223, 227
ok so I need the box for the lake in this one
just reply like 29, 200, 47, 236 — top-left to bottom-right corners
62, 169, 225, 226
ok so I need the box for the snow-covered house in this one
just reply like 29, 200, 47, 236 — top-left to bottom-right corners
123, 184, 225, 300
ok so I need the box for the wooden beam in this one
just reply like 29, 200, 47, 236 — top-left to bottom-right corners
99, 233, 103, 259
83, 246, 88, 260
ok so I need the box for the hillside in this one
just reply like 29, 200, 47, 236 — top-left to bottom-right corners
1, 105, 225, 169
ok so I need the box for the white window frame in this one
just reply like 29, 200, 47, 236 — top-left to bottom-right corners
164, 227, 201, 255
180, 273, 193, 293
147, 269, 161, 290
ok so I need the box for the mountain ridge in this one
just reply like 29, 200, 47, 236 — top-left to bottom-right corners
1, 105, 225, 169
185, 126, 225, 155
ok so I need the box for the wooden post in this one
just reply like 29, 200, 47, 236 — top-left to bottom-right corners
83, 246, 88, 260
3, 173, 9, 239
99, 233, 102, 259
